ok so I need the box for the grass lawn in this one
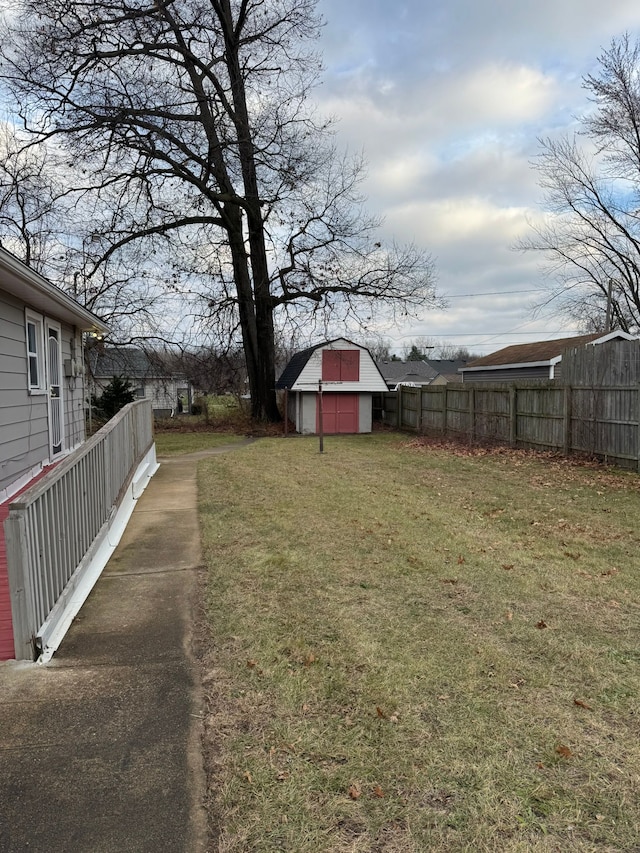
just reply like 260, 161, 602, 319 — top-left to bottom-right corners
197, 432, 640, 852
154, 431, 242, 456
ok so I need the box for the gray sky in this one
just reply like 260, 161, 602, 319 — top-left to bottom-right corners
315, 0, 640, 354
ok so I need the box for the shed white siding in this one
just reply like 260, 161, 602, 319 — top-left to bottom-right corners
290, 390, 373, 435
359, 393, 373, 432
290, 339, 387, 393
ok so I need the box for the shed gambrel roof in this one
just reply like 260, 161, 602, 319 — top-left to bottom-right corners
275, 342, 323, 389
462, 332, 636, 372
276, 338, 387, 391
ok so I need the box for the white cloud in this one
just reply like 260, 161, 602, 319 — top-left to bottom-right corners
313, 0, 640, 353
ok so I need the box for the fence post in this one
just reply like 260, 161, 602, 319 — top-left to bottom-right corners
441, 387, 447, 435
509, 386, 517, 446
637, 383, 640, 474
468, 387, 475, 442
397, 385, 402, 429
5, 512, 36, 660
564, 385, 572, 456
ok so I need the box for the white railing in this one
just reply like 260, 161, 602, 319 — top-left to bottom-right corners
5, 399, 155, 660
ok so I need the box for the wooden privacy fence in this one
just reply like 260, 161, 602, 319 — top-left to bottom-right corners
379, 341, 640, 471
5, 399, 154, 660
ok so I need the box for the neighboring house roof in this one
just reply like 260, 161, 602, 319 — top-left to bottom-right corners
0, 246, 109, 333
424, 359, 468, 382
462, 332, 637, 373
376, 360, 439, 387
88, 347, 186, 380
276, 338, 388, 391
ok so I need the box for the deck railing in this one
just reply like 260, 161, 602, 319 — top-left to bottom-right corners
5, 399, 154, 660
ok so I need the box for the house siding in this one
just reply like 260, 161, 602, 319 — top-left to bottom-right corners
0, 292, 50, 495
0, 290, 85, 498
463, 365, 551, 383
60, 325, 85, 452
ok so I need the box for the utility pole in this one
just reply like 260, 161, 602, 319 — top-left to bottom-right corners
605, 279, 614, 333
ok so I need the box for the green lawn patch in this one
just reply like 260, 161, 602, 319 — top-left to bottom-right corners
154, 431, 241, 456
197, 433, 640, 852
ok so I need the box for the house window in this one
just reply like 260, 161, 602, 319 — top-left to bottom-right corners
322, 349, 360, 382
133, 384, 145, 398
25, 311, 46, 392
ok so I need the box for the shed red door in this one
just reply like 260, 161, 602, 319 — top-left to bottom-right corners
317, 393, 359, 434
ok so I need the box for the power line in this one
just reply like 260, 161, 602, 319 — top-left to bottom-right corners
394, 330, 572, 339
444, 288, 542, 299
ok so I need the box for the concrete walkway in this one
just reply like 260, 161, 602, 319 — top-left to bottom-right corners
0, 439, 253, 853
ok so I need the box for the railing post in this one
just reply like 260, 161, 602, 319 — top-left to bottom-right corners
5, 511, 37, 660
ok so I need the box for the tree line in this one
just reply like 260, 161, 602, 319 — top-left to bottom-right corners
0, 0, 438, 421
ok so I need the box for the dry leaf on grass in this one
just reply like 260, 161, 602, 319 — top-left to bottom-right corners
556, 744, 573, 758
574, 698, 593, 710
372, 785, 385, 798
536, 620, 548, 629
348, 784, 361, 800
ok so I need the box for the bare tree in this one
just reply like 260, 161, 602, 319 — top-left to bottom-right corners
520, 34, 640, 333
0, 123, 74, 276
0, 124, 182, 341
0, 0, 438, 421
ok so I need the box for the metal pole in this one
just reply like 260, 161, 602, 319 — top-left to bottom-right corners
284, 389, 288, 437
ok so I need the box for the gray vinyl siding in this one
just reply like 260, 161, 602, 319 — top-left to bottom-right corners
61, 325, 85, 452
462, 365, 551, 383
0, 290, 85, 497
0, 291, 49, 494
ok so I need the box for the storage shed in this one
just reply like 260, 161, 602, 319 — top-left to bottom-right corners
276, 339, 388, 434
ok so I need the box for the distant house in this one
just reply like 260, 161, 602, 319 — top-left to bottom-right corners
0, 247, 108, 661
376, 360, 439, 390
377, 359, 467, 390
426, 359, 467, 384
459, 332, 637, 383
276, 338, 388, 434
87, 347, 192, 417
